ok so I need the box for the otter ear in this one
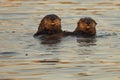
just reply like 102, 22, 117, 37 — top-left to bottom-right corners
77, 21, 80, 24
80, 18, 84, 22
59, 18, 61, 21
94, 21, 97, 25
96, 21, 97, 25
78, 18, 82, 24
41, 18, 45, 23
93, 19, 97, 25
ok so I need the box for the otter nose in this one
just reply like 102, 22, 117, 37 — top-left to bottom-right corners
86, 26, 90, 29
51, 22, 56, 26
51, 22, 55, 25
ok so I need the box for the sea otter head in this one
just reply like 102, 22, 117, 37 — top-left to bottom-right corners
74, 17, 97, 36
34, 14, 62, 36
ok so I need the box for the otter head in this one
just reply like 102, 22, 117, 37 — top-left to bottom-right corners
34, 14, 62, 36
74, 17, 97, 36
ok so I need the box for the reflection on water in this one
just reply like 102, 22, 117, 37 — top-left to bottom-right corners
76, 37, 96, 47
35, 33, 63, 45
0, 0, 120, 80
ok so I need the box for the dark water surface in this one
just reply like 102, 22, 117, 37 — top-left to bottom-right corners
0, 0, 120, 80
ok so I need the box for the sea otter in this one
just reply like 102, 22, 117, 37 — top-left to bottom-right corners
34, 15, 97, 38
34, 14, 62, 36
73, 17, 97, 37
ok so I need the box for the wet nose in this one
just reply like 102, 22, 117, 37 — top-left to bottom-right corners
51, 22, 55, 25
86, 26, 90, 29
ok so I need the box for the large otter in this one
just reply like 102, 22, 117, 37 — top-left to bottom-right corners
73, 17, 97, 37
34, 14, 62, 36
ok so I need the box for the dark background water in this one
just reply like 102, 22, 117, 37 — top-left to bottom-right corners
0, 0, 120, 80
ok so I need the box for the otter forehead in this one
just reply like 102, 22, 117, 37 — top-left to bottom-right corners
80, 17, 96, 24
44, 14, 61, 21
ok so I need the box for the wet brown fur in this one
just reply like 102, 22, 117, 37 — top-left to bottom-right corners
34, 15, 97, 38
73, 17, 97, 36
34, 14, 62, 36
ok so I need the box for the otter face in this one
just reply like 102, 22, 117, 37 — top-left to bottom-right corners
41, 14, 61, 30
74, 17, 97, 36
34, 14, 62, 36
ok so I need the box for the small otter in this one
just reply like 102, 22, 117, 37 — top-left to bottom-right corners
34, 14, 73, 44
34, 14, 62, 36
73, 17, 97, 36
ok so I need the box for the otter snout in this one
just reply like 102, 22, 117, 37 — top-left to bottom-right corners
86, 25, 90, 29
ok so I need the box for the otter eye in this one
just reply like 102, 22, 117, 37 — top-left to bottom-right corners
90, 23, 93, 25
